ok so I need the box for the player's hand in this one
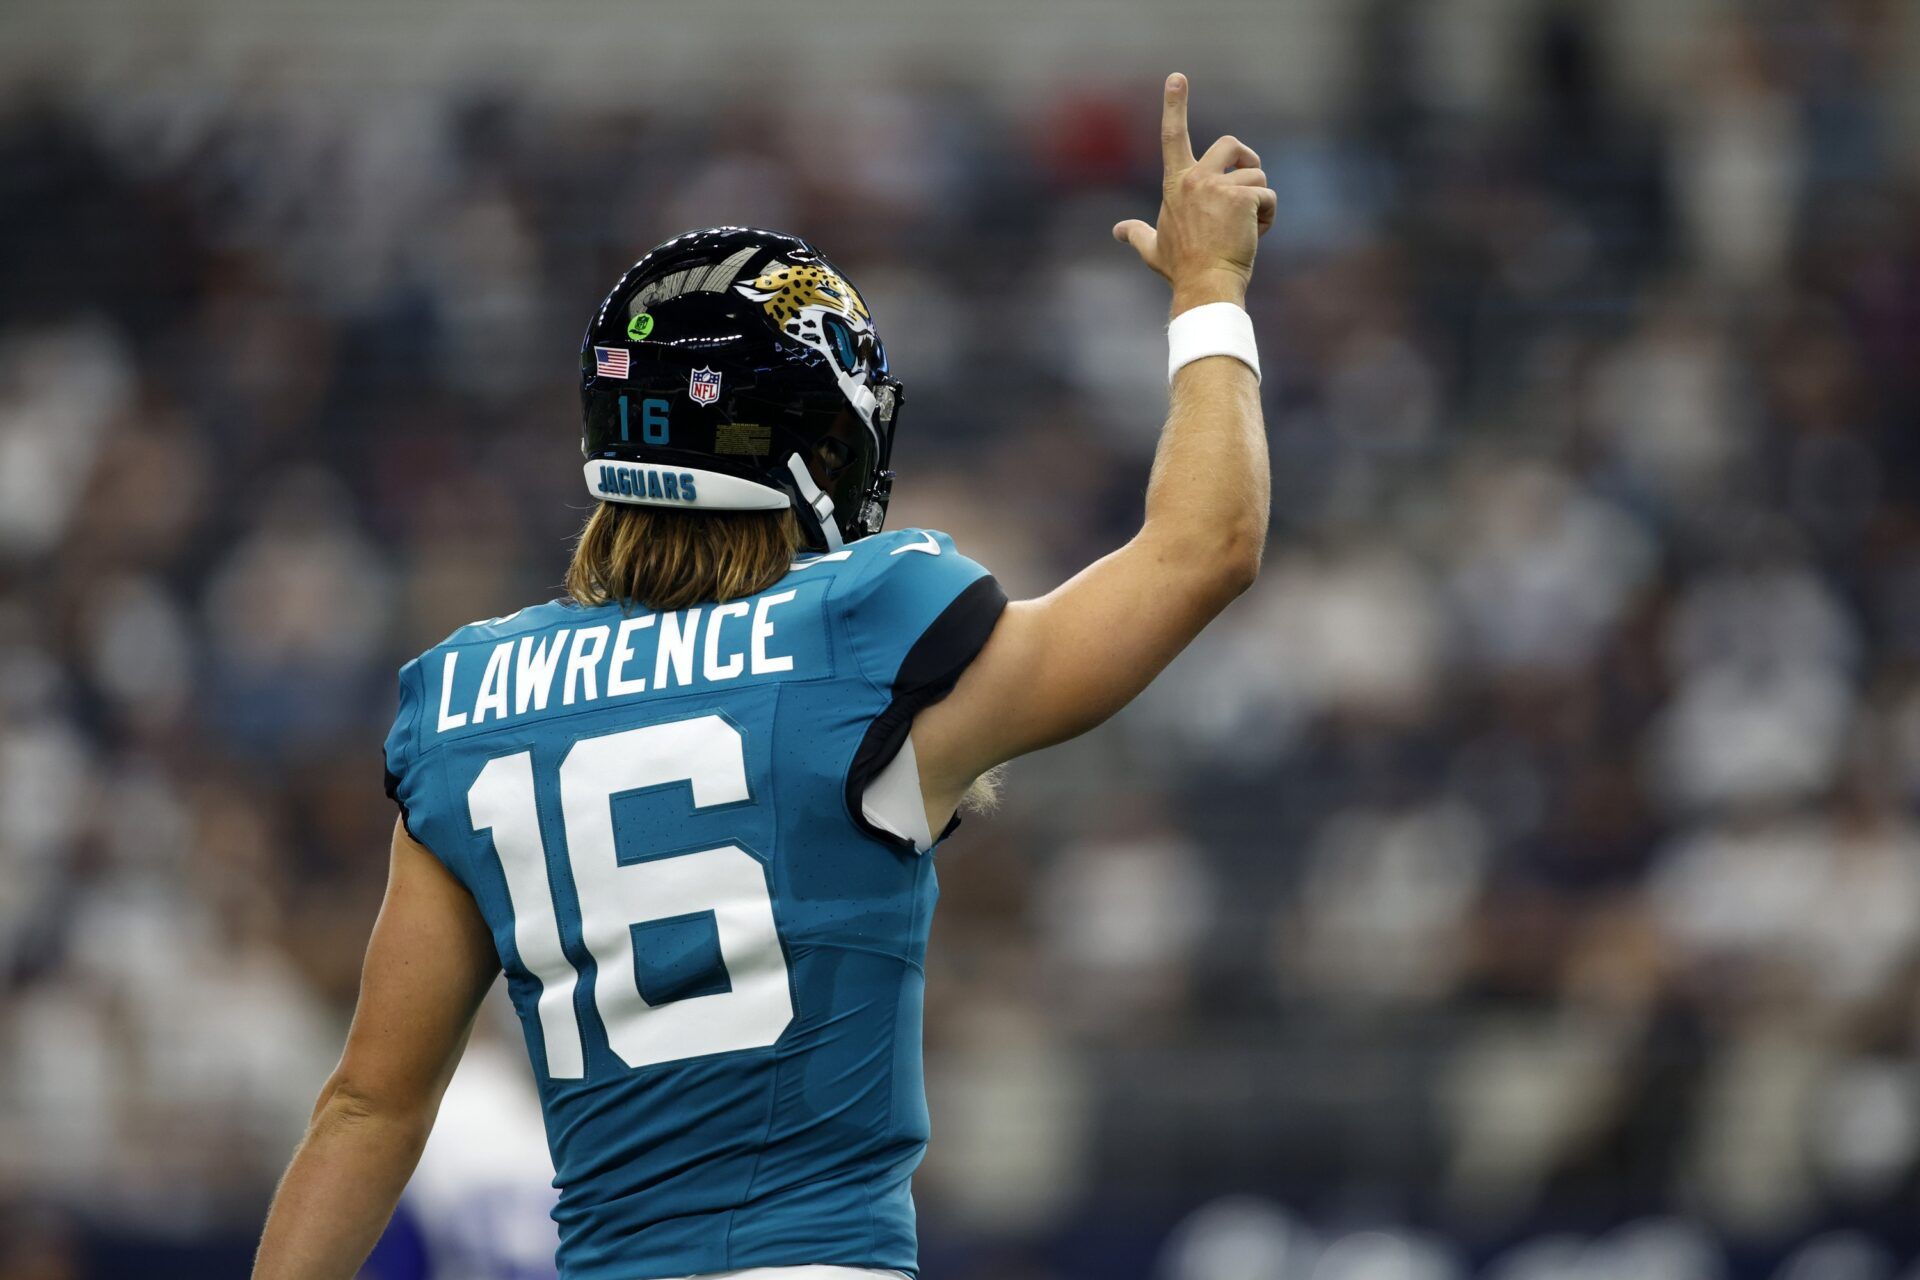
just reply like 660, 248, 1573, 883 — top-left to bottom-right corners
1112, 73, 1277, 313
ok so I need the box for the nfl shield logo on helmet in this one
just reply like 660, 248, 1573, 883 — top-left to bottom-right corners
689, 367, 722, 406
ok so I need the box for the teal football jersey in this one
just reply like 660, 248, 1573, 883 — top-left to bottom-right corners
382, 529, 1005, 1280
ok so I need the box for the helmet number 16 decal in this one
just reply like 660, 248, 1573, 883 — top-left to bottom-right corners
618, 395, 671, 445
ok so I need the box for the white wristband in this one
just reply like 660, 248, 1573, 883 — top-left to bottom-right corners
1167, 301, 1261, 384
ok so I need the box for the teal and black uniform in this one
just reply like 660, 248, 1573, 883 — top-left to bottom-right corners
383, 528, 1003, 1280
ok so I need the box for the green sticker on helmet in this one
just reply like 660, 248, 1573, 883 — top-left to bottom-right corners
627, 313, 655, 341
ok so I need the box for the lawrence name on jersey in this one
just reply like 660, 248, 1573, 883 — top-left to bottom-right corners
255, 73, 1278, 1280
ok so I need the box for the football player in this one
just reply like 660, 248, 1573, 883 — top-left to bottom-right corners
255, 74, 1274, 1280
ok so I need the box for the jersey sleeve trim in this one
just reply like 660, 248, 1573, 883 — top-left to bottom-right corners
844, 574, 1007, 853
384, 765, 419, 841
383, 658, 426, 842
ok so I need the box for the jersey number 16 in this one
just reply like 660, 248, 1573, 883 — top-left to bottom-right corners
465, 715, 794, 1079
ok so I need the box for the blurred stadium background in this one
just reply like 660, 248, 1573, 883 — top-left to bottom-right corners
5, 0, 1920, 1277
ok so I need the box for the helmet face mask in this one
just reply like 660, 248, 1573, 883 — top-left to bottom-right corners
579, 227, 903, 550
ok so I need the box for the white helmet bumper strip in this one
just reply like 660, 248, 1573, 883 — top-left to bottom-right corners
583, 460, 788, 511
786, 453, 844, 552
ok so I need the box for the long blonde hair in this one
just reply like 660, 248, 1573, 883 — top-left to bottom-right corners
565, 503, 803, 611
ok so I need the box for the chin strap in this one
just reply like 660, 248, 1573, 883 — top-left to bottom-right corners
786, 452, 844, 552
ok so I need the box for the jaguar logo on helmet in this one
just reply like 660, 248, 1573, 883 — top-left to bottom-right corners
736, 261, 875, 377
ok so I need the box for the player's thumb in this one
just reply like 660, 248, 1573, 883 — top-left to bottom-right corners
1113, 219, 1156, 261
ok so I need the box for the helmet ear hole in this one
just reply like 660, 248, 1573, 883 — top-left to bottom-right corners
813, 437, 853, 474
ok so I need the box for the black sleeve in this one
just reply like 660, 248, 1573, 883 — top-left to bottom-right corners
384, 766, 419, 841
845, 574, 1009, 851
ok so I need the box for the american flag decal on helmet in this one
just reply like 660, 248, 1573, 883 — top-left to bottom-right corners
594, 346, 630, 379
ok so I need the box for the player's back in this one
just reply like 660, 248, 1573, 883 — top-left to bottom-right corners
382, 528, 1004, 1280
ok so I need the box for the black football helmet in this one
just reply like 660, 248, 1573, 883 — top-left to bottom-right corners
579, 227, 903, 550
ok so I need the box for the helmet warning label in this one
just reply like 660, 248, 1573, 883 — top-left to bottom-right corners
716, 422, 773, 456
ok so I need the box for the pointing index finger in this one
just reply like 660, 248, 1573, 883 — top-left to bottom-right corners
1162, 72, 1195, 175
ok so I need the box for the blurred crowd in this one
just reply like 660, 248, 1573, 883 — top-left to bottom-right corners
4, 2, 1920, 1277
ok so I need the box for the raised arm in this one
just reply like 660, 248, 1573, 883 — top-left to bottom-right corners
914, 73, 1275, 813
254, 821, 500, 1280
